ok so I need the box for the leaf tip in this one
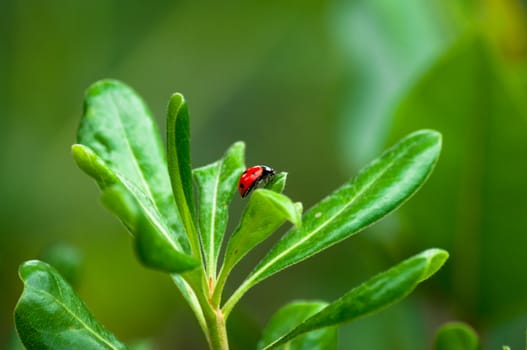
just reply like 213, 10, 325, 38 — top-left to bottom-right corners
419, 248, 449, 281
168, 92, 187, 117
415, 129, 442, 150
231, 141, 246, 153
293, 202, 303, 227
18, 260, 46, 281
71, 144, 116, 186
71, 143, 85, 158
85, 79, 130, 99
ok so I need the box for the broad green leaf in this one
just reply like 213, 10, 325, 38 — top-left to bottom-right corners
263, 249, 449, 349
224, 129, 442, 315
15, 260, 127, 350
166, 93, 200, 256
258, 302, 337, 350
434, 322, 480, 350
193, 142, 245, 277
267, 172, 287, 194
76, 80, 189, 255
73, 145, 198, 273
134, 211, 200, 273
100, 184, 139, 234
221, 189, 301, 282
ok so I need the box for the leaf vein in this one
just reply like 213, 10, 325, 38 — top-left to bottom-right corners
25, 285, 122, 350
249, 139, 418, 284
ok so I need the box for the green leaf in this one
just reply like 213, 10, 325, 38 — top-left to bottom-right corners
258, 302, 337, 350
193, 142, 245, 277
167, 93, 194, 218
72, 145, 198, 274
263, 249, 449, 349
267, 172, 287, 194
15, 260, 127, 350
221, 189, 301, 280
434, 322, 480, 350
76, 80, 189, 254
134, 211, 201, 273
224, 129, 442, 314
100, 184, 139, 234
166, 93, 200, 257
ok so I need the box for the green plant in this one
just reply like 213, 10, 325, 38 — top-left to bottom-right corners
14, 80, 447, 349
434, 322, 480, 350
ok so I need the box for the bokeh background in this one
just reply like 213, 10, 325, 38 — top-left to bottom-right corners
2, 0, 527, 349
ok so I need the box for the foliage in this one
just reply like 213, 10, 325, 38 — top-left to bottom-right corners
434, 322, 480, 350
15, 80, 446, 349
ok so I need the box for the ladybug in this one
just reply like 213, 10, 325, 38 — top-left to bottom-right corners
238, 165, 276, 198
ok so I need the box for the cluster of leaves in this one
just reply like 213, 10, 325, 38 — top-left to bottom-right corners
15, 80, 447, 349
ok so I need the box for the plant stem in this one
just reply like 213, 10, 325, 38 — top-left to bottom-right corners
184, 270, 229, 349
203, 304, 229, 350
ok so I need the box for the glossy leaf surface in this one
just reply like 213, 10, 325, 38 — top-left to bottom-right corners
193, 142, 245, 276
72, 145, 198, 273
134, 210, 200, 273
167, 93, 194, 217
434, 322, 480, 350
73, 80, 198, 272
222, 189, 301, 277
263, 249, 448, 349
225, 130, 441, 313
166, 93, 200, 257
15, 260, 127, 350
77, 80, 187, 249
258, 302, 337, 350
267, 172, 287, 194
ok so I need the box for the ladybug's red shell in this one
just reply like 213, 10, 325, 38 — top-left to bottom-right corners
238, 165, 276, 198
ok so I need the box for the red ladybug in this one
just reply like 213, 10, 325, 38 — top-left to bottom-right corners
238, 165, 276, 198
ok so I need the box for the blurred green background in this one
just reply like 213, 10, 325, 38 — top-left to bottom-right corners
2, 0, 527, 349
